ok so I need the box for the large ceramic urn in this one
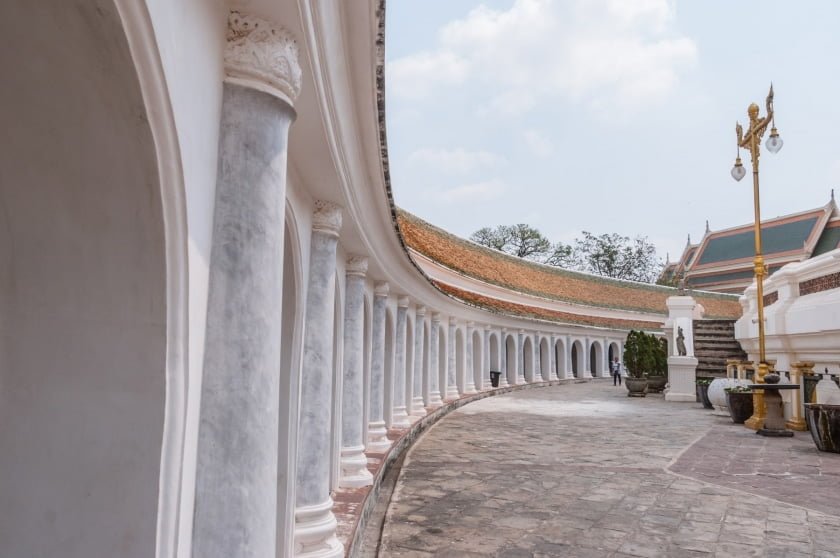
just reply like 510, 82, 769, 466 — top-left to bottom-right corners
708, 378, 751, 416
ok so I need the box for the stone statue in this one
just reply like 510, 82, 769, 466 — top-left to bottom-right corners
676, 326, 687, 356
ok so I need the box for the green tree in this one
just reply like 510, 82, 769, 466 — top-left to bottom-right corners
573, 231, 662, 283
469, 224, 552, 262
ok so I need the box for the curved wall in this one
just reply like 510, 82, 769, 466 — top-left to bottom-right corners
0, 2, 167, 556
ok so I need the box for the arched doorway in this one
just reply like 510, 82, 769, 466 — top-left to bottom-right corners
554, 338, 566, 378
608, 342, 620, 376
571, 340, 585, 378
523, 336, 534, 382
590, 341, 603, 378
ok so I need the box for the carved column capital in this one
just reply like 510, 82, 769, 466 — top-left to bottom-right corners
346, 256, 368, 277
416, 306, 427, 317
312, 200, 343, 236
225, 11, 303, 104
374, 281, 389, 298
397, 296, 410, 308
431, 312, 441, 325
449, 316, 458, 326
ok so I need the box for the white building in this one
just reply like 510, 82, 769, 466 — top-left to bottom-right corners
0, 2, 746, 557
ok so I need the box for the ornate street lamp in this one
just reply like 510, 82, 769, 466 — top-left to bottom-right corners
730, 85, 783, 430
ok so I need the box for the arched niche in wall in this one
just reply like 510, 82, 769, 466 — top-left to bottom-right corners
0, 2, 174, 556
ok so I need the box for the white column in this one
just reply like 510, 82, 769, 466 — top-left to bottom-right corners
427, 313, 444, 408
517, 330, 526, 384
464, 321, 478, 393
549, 335, 557, 380
410, 306, 427, 417
564, 335, 574, 379
193, 13, 300, 558
583, 336, 592, 378
391, 296, 411, 427
339, 257, 373, 488
445, 317, 460, 400
367, 282, 390, 451
483, 324, 492, 390
534, 332, 542, 381
500, 328, 511, 387
602, 338, 610, 378
293, 201, 343, 558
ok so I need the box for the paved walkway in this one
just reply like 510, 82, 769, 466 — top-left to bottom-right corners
376, 381, 840, 557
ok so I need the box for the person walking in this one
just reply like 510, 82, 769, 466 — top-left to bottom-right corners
611, 357, 622, 386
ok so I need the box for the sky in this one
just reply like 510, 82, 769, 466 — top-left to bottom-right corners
384, 0, 840, 263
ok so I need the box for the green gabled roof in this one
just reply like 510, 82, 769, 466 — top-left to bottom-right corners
813, 224, 840, 257
695, 217, 818, 266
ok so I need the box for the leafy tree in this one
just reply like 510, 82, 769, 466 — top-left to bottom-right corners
470, 225, 663, 283
469, 224, 551, 262
573, 231, 662, 283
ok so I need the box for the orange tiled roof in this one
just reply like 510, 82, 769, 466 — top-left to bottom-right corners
398, 210, 742, 320
434, 281, 664, 330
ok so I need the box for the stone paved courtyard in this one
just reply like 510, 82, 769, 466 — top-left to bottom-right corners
375, 381, 840, 557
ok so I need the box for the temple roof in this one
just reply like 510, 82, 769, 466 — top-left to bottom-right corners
397, 210, 742, 326
661, 196, 839, 294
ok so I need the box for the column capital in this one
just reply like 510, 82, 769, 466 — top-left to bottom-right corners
501, 327, 508, 334
225, 11, 302, 104
431, 312, 441, 324
397, 295, 410, 308
467, 321, 475, 329
449, 316, 458, 326
374, 281, 389, 298
484, 323, 492, 331
518, 329, 526, 335
416, 306, 427, 317
346, 256, 368, 277
312, 200, 343, 236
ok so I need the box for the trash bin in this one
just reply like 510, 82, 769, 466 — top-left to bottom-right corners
490, 371, 501, 387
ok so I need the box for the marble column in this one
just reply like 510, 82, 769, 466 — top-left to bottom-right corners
500, 328, 511, 387
564, 335, 574, 379
367, 282, 390, 451
339, 257, 373, 488
427, 313, 444, 408
549, 335, 557, 379
517, 330, 526, 384
391, 296, 411, 427
193, 12, 300, 558
483, 324, 492, 390
535, 332, 542, 381
292, 201, 343, 557
410, 306, 427, 417
445, 318, 460, 400
464, 321, 478, 393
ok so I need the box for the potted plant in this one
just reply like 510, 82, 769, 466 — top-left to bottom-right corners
804, 403, 840, 453
646, 336, 668, 393
623, 330, 650, 397
696, 378, 714, 409
725, 385, 754, 423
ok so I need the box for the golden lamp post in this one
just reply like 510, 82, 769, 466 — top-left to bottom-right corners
730, 85, 783, 430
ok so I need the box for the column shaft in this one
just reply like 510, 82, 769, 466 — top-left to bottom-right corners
391, 298, 410, 427
193, 82, 293, 557
446, 319, 460, 400
367, 283, 390, 450
294, 202, 343, 557
411, 308, 427, 416
339, 258, 372, 487
428, 315, 444, 407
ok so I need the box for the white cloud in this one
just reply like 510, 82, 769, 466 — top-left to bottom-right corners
408, 147, 505, 174
439, 179, 506, 203
387, 0, 697, 113
521, 129, 553, 157
387, 50, 468, 100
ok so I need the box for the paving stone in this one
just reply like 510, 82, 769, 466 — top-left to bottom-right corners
374, 382, 840, 557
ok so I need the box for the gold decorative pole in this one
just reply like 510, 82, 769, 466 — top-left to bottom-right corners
786, 361, 812, 431
729, 85, 783, 431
